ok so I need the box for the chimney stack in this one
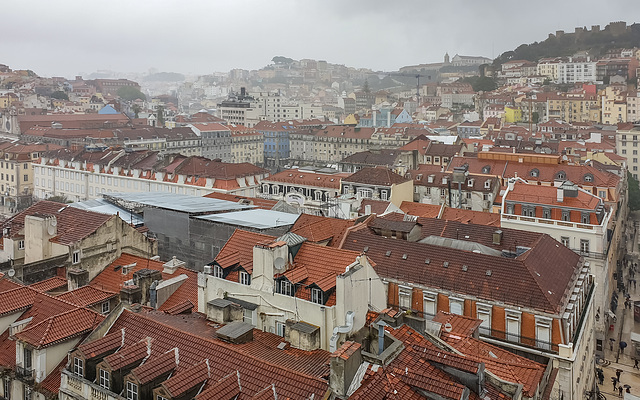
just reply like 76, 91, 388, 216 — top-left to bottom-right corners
557, 187, 564, 203
330, 341, 362, 398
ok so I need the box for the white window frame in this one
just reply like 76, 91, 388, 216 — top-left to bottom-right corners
423, 292, 437, 317
535, 316, 552, 350
243, 308, 254, 325
240, 271, 251, 286
311, 288, 323, 304
399, 286, 412, 309
126, 382, 138, 400
73, 357, 84, 377
276, 321, 286, 337
580, 239, 590, 255
561, 237, 570, 247
506, 310, 521, 343
380, 190, 388, 201
99, 369, 110, 390
72, 250, 81, 264
213, 265, 223, 278
476, 303, 492, 335
101, 301, 110, 314
18, 240, 24, 250
449, 297, 464, 315
278, 280, 294, 297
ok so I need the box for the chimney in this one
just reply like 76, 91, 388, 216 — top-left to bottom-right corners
492, 230, 503, 245
132, 268, 163, 305
557, 187, 564, 203
120, 285, 142, 305
507, 178, 516, 191
67, 268, 89, 291
330, 341, 362, 398
163, 256, 185, 274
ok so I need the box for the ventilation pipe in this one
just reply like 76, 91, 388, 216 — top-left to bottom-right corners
330, 311, 355, 351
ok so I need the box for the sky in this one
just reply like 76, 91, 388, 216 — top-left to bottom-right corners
3, 0, 640, 78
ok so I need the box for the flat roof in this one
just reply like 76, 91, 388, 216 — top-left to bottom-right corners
104, 192, 252, 213
196, 209, 299, 229
69, 198, 144, 225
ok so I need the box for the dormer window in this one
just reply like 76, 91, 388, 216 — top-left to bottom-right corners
562, 210, 570, 221
581, 213, 590, 224
484, 180, 491, 189
583, 173, 594, 183
99, 369, 110, 390
276, 279, 294, 297
240, 271, 251, 286
482, 165, 491, 174
213, 265, 223, 278
311, 288, 323, 305
530, 168, 539, 177
73, 357, 84, 377
126, 382, 138, 400
555, 171, 566, 180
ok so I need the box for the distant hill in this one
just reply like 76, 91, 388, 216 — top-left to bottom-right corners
493, 21, 640, 66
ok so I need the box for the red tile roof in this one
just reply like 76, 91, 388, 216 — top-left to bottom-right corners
505, 180, 602, 213
77, 329, 124, 359
290, 214, 355, 245
15, 307, 104, 348
0, 274, 23, 292
104, 337, 151, 370
39, 358, 67, 394
57, 285, 117, 307
131, 348, 178, 384
0, 286, 38, 316
161, 359, 211, 398
264, 169, 347, 189
343, 167, 409, 186
2, 200, 112, 245
195, 372, 240, 400
400, 201, 442, 218
215, 230, 276, 274
432, 311, 481, 337
439, 207, 501, 226
29, 277, 67, 292
357, 199, 390, 216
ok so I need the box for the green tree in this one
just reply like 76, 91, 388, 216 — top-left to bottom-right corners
117, 86, 146, 101
363, 79, 370, 93
51, 91, 68, 100
156, 105, 165, 127
531, 112, 540, 124
272, 56, 294, 64
629, 172, 640, 211
132, 104, 142, 119
46, 195, 71, 204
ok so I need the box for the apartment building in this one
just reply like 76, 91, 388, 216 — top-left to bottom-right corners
617, 123, 640, 179
556, 57, 597, 83
189, 122, 232, 162
341, 167, 413, 208
32, 149, 269, 201
228, 124, 264, 165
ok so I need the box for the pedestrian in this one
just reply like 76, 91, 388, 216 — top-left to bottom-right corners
613, 376, 619, 390
635, 279, 637, 289
599, 370, 605, 385
611, 339, 616, 351
635, 358, 640, 369
617, 369, 622, 380
627, 387, 632, 394
619, 385, 624, 397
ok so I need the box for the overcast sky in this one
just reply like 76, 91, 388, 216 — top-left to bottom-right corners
3, 0, 639, 78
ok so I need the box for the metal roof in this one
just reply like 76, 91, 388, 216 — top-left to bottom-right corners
196, 209, 299, 229
104, 192, 252, 213
69, 198, 144, 225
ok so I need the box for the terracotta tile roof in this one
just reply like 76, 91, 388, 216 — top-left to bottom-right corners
357, 199, 390, 216
0, 286, 38, 316
343, 229, 580, 313
162, 299, 194, 315
196, 371, 240, 400
432, 311, 482, 337
0, 274, 23, 292
264, 168, 347, 189
131, 348, 178, 384
2, 200, 112, 245
39, 358, 67, 394
340, 149, 405, 166
15, 307, 104, 348
399, 201, 442, 218
161, 359, 210, 398
439, 208, 501, 226
289, 214, 355, 245
331, 341, 361, 360
215, 230, 276, 274
104, 337, 151, 370
29, 277, 67, 292
505, 180, 602, 212
100, 310, 330, 399
343, 167, 409, 186
77, 329, 124, 359
90, 253, 199, 311
57, 285, 117, 307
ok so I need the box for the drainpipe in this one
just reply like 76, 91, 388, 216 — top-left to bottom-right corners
329, 311, 355, 352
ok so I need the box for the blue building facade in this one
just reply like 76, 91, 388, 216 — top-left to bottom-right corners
256, 121, 292, 167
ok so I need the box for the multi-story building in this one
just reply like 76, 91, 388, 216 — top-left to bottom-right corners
341, 167, 413, 208
198, 229, 387, 351
254, 121, 292, 168
601, 86, 628, 125
536, 57, 562, 81
616, 123, 640, 179
32, 149, 269, 201
546, 91, 598, 123
189, 122, 232, 162
556, 57, 597, 84
627, 91, 640, 123
596, 58, 639, 81
228, 124, 264, 165
339, 214, 596, 400
259, 167, 348, 216
500, 178, 612, 358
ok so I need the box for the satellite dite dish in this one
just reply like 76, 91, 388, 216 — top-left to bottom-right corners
444, 323, 453, 333
274, 257, 286, 271
7, 269, 15, 278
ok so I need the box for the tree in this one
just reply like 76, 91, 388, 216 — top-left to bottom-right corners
51, 91, 68, 100
531, 112, 540, 124
156, 105, 165, 127
117, 86, 146, 101
363, 79, 370, 93
543, 78, 552, 85
272, 56, 294, 64
629, 172, 640, 211
46, 195, 71, 204
132, 104, 142, 119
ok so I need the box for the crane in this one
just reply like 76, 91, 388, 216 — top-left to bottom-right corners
379, 72, 432, 106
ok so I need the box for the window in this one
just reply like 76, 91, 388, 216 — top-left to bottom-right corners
23, 175, 27, 182
99, 369, 110, 390
449, 298, 464, 315
580, 239, 590, 255
276, 321, 286, 337
561, 210, 570, 221
381, 190, 388, 201
426, 187, 431, 195
561, 237, 570, 247
101, 301, 110, 314
72, 250, 80, 264
423, 292, 437, 317
399, 286, 411, 309
542, 208, 551, 219
476, 304, 492, 335
3, 378, 9, 400
126, 382, 138, 400
357, 188, 373, 199
73, 357, 83, 377
311, 288, 323, 304
599, 190, 606, 199
243, 308, 254, 325
18, 240, 24, 250
581, 213, 590, 224
240, 271, 251, 285
213, 265, 223, 278
277, 280, 294, 296
440, 188, 446, 196
506, 312, 521, 343
535, 317, 552, 350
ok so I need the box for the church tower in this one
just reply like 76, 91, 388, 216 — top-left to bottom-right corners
444, 52, 450, 64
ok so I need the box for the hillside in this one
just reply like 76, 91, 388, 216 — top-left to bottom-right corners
493, 21, 640, 66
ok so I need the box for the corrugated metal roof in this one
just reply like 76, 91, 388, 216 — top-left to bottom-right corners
105, 192, 253, 213
70, 198, 144, 225
196, 209, 299, 229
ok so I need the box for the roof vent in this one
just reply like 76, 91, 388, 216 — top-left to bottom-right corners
486, 270, 492, 276
425, 258, 430, 264
363, 246, 369, 253
443, 261, 449, 268
402, 254, 408, 260
385, 250, 392, 257
462, 265, 468, 272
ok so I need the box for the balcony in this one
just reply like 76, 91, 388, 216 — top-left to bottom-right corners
16, 366, 34, 381
61, 370, 125, 400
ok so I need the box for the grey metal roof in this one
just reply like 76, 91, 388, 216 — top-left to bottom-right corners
276, 232, 307, 246
207, 298, 233, 308
290, 321, 319, 334
104, 192, 252, 213
227, 297, 258, 310
196, 209, 299, 229
418, 235, 503, 257
69, 198, 144, 225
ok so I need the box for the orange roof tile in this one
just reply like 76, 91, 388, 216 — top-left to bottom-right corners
57, 285, 117, 307
161, 359, 210, 398
29, 277, 67, 292
131, 348, 178, 384
15, 307, 104, 348
400, 201, 441, 218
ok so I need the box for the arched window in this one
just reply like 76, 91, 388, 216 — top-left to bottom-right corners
583, 173, 594, 182
530, 168, 539, 178
555, 171, 566, 180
